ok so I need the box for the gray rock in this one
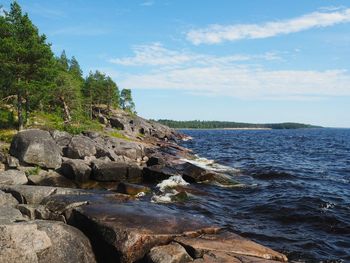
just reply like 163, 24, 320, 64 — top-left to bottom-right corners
61, 159, 91, 183
50, 130, 72, 148
0, 190, 18, 207
27, 170, 76, 188
109, 117, 125, 129
10, 129, 62, 169
91, 159, 128, 182
0, 206, 26, 223
148, 242, 193, 263
65, 135, 96, 159
147, 156, 166, 167
0, 169, 28, 185
0, 185, 88, 204
0, 222, 52, 263
6, 155, 20, 168
36, 220, 97, 263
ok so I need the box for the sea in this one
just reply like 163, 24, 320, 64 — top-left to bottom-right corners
170, 128, 350, 262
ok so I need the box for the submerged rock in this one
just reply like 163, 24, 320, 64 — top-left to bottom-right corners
10, 129, 62, 169
116, 182, 150, 196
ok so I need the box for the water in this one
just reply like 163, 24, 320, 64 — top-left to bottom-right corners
175, 128, 350, 262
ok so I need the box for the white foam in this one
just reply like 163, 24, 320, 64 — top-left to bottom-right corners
151, 192, 177, 203
156, 175, 189, 192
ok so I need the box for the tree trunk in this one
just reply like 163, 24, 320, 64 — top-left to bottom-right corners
25, 93, 30, 125
17, 92, 23, 131
60, 96, 72, 123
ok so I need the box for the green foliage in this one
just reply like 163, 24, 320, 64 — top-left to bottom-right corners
157, 120, 322, 129
26, 166, 41, 176
0, 1, 136, 133
120, 89, 135, 113
108, 130, 131, 141
0, 129, 17, 143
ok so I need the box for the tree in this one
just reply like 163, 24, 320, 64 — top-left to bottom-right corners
82, 71, 120, 117
0, 1, 55, 130
120, 89, 135, 113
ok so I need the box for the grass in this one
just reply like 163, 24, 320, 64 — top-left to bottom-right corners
108, 130, 132, 141
0, 129, 17, 143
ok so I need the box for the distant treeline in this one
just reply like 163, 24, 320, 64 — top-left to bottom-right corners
157, 120, 322, 129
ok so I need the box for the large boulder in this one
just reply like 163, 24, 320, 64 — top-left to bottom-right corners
0, 170, 28, 185
0, 206, 26, 223
36, 220, 97, 263
50, 130, 72, 148
91, 159, 128, 182
0, 222, 52, 263
10, 129, 62, 169
65, 135, 96, 159
61, 159, 91, 183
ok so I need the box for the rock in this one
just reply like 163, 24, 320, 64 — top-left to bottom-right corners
36, 220, 97, 263
65, 135, 96, 159
0, 190, 18, 207
6, 155, 20, 168
148, 242, 193, 263
16, 204, 65, 222
10, 129, 62, 169
143, 165, 179, 183
0, 169, 28, 185
147, 156, 166, 167
116, 182, 150, 196
0, 162, 5, 172
0, 222, 52, 263
192, 252, 283, 263
91, 160, 128, 182
71, 201, 216, 263
61, 159, 91, 183
109, 117, 125, 130
176, 162, 236, 185
0, 185, 88, 204
174, 232, 288, 262
27, 169, 76, 188
127, 164, 143, 183
50, 130, 72, 148
0, 206, 26, 223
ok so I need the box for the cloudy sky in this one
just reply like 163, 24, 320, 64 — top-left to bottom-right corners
2, 0, 350, 127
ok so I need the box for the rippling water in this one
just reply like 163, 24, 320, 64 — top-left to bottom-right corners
175, 128, 350, 262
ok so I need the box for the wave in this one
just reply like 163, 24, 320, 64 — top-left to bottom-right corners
181, 156, 240, 174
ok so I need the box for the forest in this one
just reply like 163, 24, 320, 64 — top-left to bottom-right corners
0, 2, 135, 131
157, 120, 322, 129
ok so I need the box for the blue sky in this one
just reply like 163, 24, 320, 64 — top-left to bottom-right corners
2, 1, 350, 127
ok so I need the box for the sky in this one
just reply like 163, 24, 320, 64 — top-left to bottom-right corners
2, 0, 350, 127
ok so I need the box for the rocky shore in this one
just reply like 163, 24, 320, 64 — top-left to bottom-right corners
0, 107, 288, 263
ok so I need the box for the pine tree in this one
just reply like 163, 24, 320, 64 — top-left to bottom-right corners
0, 1, 55, 130
120, 89, 135, 113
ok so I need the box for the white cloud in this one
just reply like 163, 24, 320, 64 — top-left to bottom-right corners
118, 67, 350, 100
141, 1, 154, 7
109, 43, 281, 66
187, 8, 350, 45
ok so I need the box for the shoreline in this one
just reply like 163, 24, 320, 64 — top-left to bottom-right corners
177, 127, 273, 130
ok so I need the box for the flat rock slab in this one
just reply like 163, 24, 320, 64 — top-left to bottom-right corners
72, 201, 218, 263
175, 232, 288, 262
193, 252, 283, 263
0, 185, 91, 204
27, 170, 76, 188
0, 169, 28, 185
